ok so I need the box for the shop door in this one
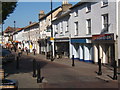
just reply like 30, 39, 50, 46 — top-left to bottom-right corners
106, 44, 115, 66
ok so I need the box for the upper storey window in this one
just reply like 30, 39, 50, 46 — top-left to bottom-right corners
86, 3, 91, 13
101, 0, 108, 7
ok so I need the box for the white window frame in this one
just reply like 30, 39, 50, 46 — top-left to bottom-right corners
74, 22, 78, 36
74, 10, 78, 17
86, 19, 91, 35
60, 22, 63, 35
86, 3, 91, 13
101, 0, 108, 7
102, 14, 109, 32
65, 21, 69, 33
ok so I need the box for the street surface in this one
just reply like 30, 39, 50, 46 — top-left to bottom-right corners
3, 51, 119, 89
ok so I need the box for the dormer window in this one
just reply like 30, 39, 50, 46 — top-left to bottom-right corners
101, 0, 108, 7
74, 10, 78, 17
86, 3, 91, 13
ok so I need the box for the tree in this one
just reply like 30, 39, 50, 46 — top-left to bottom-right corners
1, 2, 17, 23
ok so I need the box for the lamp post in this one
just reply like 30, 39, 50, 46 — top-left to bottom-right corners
50, 0, 54, 61
14, 21, 16, 41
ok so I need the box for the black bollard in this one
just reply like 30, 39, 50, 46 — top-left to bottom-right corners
97, 58, 102, 75
113, 60, 117, 80
72, 55, 75, 67
16, 56, 19, 69
33, 59, 37, 77
37, 62, 42, 83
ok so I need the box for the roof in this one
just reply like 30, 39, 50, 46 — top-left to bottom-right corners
52, 10, 70, 22
4, 26, 16, 33
13, 28, 24, 34
70, 1, 86, 9
39, 6, 62, 21
24, 22, 39, 30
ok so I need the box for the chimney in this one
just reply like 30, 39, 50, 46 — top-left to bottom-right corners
29, 21, 32, 25
39, 10, 45, 20
62, 0, 72, 12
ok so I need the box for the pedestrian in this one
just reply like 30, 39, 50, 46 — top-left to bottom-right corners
18, 47, 22, 57
25, 47, 28, 55
33, 48, 36, 55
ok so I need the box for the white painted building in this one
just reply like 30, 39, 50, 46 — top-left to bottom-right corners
38, 6, 62, 55
24, 22, 39, 53
69, 0, 119, 66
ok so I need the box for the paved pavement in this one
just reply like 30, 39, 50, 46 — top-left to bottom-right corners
3, 51, 119, 89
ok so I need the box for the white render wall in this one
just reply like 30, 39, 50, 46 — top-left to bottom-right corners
118, 1, 120, 65
69, 2, 117, 37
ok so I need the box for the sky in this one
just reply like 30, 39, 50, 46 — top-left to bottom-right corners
3, 1, 77, 30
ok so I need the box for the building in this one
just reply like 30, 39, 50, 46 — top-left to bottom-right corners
52, 1, 72, 58
3, 26, 16, 44
24, 22, 39, 53
68, 0, 120, 66
38, 6, 63, 56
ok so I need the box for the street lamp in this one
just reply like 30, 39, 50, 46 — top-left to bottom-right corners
50, 0, 54, 61
14, 21, 16, 41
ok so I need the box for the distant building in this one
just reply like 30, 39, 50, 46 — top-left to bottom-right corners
24, 22, 39, 53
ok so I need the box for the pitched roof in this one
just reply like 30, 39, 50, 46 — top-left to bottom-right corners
24, 22, 39, 30
4, 26, 16, 33
70, 1, 86, 9
39, 6, 62, 21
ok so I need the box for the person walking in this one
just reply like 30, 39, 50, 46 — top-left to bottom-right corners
18, 47, 22, 57
25, 47, 28, 55
33, 48, 36, 55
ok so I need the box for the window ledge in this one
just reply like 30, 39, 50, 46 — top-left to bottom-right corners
101, 4, 108, 8
86, 10, 91, 13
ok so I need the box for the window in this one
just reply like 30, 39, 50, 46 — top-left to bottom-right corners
86, 19, 91, 35
60, 22, 63, 35
102, 14, 109, 32
74, 22, 78, 36
86, 3, 91, 13
101, 0, 108, 7
55, 25, 58, 34
74, 10, 78, 17
65, 21, 69, 33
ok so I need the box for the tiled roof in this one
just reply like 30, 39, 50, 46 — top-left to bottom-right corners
4, 26, 16, 33
24, 22, 39, 29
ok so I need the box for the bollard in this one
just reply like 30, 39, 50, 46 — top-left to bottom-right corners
72, 55, 75, 67
97, 58, 102, 75
33, 59, 37, 77
16, 56, 19, 69
113, 60, 117, 80
37, 62, 42, 83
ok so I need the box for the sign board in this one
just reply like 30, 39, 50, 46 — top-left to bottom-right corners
50, 37, 54, 40
92, 34, 114, 41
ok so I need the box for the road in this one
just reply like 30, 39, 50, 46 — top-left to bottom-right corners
3, 52, 119, 89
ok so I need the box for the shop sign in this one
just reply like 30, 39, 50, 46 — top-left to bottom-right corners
71, 39, 86, 43
92, 34, 114, 41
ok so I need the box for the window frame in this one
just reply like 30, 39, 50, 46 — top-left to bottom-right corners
74, 22, 78, 36
86, 19, 91, 35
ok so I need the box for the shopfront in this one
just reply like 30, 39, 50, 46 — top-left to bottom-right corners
70, 38, 93, 63
54, 38, 69, 58
92, 33, 115, 66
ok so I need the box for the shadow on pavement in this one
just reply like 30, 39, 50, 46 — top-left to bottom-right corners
3, 54, 48, 77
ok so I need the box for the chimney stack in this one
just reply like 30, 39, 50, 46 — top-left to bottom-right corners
62, 0, 72, 12
29, 21, 32, 24
39, 10, 45, 20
